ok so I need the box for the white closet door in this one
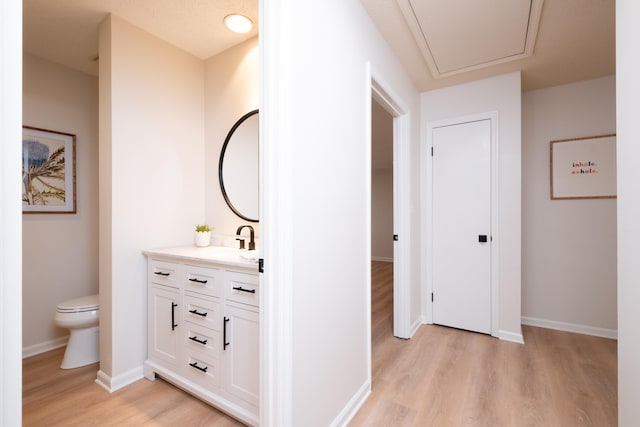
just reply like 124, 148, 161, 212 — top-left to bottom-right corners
432, 119, 491, 334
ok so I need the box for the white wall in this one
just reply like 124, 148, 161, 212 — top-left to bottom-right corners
22, 54, 99, 356
616, 1, 640, 425
422, 72, 523, 342
522, 76, 617, 336
204, 37, 259, 243
0, 0, 23, 423
98, 14, 205, 390
261, 0, 421, 425
371, 169, 393, 261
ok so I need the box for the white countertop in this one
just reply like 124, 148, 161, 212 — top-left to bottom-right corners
143, 245, 259, 271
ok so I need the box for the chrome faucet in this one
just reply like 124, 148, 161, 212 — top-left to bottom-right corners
236, 225, 255, 250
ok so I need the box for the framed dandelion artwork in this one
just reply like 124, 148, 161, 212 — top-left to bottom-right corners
22, 126, 76, 213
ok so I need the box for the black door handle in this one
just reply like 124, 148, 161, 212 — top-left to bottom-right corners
171, 302, 178, 330
478, 235, 488, 243
223, 317, 230, 350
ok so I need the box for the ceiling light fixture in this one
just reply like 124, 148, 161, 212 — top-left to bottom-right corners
224, 14, 253, 34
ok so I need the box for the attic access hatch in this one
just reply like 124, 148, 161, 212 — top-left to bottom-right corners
397, 0, 544, 78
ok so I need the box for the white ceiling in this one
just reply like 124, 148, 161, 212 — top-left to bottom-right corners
23, 0, 614, 92
397, 0, 543, 78
23, 0, 259, 76
361, 0, 615, 91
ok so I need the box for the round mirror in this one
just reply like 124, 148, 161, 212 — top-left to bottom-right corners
219, 109, 259, 222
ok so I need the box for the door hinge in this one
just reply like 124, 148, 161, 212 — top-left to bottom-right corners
258, 258, 264, 273
431, 292, 434, 302
393, 234, 399, 241
431, 146, 434, 156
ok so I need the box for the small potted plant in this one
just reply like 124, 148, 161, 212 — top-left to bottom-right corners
194, 224, 213, 247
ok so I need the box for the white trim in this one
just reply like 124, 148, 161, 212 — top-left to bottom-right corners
95, 370, 112, 391
22, 336, 68, 359
423, 112, 500, 337
498, 330, 525, 344
1, 0, 23, 424
95, 366, 144, 393
371, 256, 393, 263
409, 317, 422, 338
369, 63, 412, 340
260, 0, 294, 424
329, 380, 371, 427
364, 64, 374, 412
522, 316, 618, 340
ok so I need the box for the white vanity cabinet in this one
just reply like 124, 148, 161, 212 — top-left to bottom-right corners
143, 247, 260, 426
147, 260, 182, 369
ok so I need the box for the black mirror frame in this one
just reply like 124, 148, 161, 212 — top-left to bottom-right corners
218, 109, 259, 223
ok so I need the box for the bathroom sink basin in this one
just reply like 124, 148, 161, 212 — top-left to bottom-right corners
198, 246, 259, 262
143, 245, 259, 268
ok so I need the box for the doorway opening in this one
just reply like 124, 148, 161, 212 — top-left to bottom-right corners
370, 97, 395, 350
368, 75, 411, 341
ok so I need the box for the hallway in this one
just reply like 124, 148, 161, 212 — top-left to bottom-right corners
350, 261, 617, 426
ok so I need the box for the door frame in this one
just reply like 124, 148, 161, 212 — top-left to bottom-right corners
366, 62, 412, 341
422, 112, 500, 338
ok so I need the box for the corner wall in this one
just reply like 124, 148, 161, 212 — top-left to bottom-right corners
98, 14, 205, 390
616, 1, 640, 424
22, 54, 99, 356
422, 72, 523, 342
204, 37, 259, 242
522, 76, 616, 336
261, 1, 422, 424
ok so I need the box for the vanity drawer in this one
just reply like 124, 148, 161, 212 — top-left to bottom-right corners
225, 271, 259, 307
185, 322, 221, 356
149, 259, 181, 289
184, 294, 222, 331
184, 352, 222, 389
184, 264, 223, 297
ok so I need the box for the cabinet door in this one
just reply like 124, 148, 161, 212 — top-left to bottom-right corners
148, 284, 180, 367
224, 304, 259, 407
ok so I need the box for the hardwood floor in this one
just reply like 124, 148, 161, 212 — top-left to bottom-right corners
350, 261, 617, 426
23, 261, 617, 426
23, 348, 243, 426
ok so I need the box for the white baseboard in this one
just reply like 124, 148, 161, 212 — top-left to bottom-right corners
371, 256, 393, 262
22, 336, 68, 359
95, 365, 144, 393
521, 316, 617, 340
498, 330, 525, 344
330, 380, 371, 427
409, 317, 422, 338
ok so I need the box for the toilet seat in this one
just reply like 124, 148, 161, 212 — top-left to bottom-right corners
56, 294, 99, 313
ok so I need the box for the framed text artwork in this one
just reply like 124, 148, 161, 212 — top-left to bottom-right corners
550, 134, 616, 200
22, 126, 77, 213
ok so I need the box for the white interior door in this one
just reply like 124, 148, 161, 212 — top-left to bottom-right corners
432, 119, 491, 334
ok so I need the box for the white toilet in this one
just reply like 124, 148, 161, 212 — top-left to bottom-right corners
54, 294, 99, 369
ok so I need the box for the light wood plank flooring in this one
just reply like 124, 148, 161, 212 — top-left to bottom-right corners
23, 261, 616, 426
23, 349, 244, 426
350, 261, 617, 426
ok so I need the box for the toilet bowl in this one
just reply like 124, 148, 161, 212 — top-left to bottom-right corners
54, 294, 99, 369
